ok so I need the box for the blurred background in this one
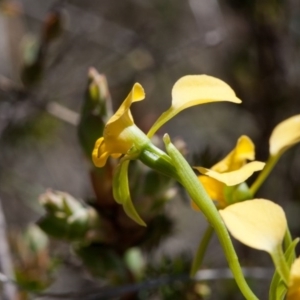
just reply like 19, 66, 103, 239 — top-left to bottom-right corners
0, 0, 299, 299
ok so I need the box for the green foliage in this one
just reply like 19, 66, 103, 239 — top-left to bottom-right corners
37, 190, 102, 242
142, 255, 204, 300
75, 244, 129, 284
2, 113, 58, 145
140, 214, 174, 251
78, 69, 112, 160
10, 225, 60, 294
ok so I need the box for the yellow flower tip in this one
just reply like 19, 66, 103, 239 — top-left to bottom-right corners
219, 199, 287, 253
107, 83, 145, 126
234, 135, 255, 161
129, 82, 146, 104
212, 135, 255, 173
196, 161, 265, 186
270, 114, 300, 156
92, 137, 109, 167
287, 257, 300, 300
172, 75, 242, 110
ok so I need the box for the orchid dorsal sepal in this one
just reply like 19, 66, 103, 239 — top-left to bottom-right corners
219, 199, 289, 284
113, 160, 146, 227
270, 114, 300, 157
147, 75, 242, 138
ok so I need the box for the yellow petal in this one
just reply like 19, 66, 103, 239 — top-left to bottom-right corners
196, 161, 265, 186
104, 83, 147, 150
92, 137, 111, 167
270, 115, 300, 156
212, 135, 255, 172
147, 75, 242, 137
107, 83, 145, 126
192, 176, 226, 210
199, 176, 226, 205
92, 83, 150, 167
287, 257, 300, 300
219, 199, 287, 253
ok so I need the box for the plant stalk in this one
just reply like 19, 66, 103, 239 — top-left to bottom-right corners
190, 225, 214, 277
250, 155, 279, 195
163, 134, 258, 300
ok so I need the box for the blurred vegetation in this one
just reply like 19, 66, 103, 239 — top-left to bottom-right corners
0, 0, 299, 299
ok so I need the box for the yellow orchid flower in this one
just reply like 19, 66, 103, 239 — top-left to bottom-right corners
219, 199, 292, 288
250, 114, 300, 195
219, 199, 287, 253
287, 257, 300, 300
270, 115, 300, 157
92, 75, 243, 225
147, 75, 241, 138
92, 83, 150, 167
220, 198, 300, 300
93, 75, 242, 169
193, 136, 265, 209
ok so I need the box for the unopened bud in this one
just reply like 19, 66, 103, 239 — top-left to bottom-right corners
38, 190, 103, 242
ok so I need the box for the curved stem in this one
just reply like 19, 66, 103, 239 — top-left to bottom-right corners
190, 225, 214, 277
284, 228, 293, 253
270, 244, 289, 286
250, 155, 279, 195
163, 135, 258, 300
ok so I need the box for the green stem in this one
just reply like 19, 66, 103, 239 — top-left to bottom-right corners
139, 142, 180, 181
190, 225, 214, 277
250, 155, 279, 195
270, 244, 290, 286
163, 135, 258, 300
284, 228, 293, 253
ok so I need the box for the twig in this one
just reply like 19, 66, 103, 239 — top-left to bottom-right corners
0, 267, 267, 299
84, 267, 273, 300
46, 102, 79, 126
0, 198, 18, 300
0, 76, 80, 127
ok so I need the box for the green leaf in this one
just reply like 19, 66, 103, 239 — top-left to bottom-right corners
113, 160, 146, 226
78, 69, 112, 160
124, 247, 145, 279
268, 237, 299, 300
37, 215, 69, 239
67, 209, 89, 240
74, 244, 128, 283
285, 238, 300, 267
24, 225, 49, 253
